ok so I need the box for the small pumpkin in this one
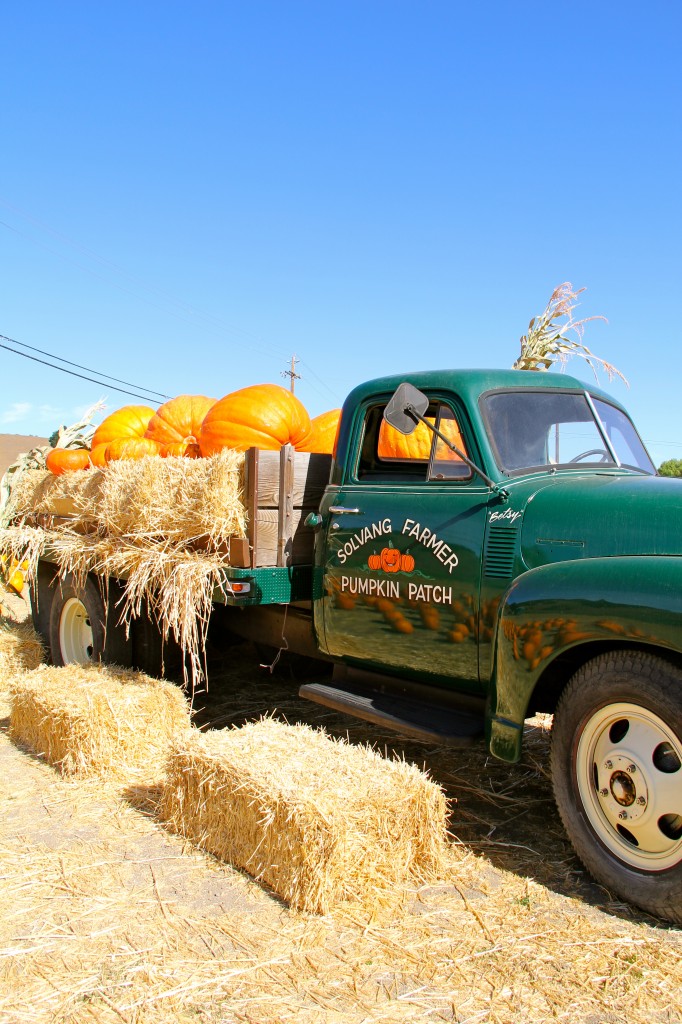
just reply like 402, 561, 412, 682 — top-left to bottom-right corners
367, 552, 382, 571
91, 405, 156, 450
104, 437, 162, 462
45, 448, 91, 475
380, 547, 402, 573
198, 384, 312, 456
297, 409, 342, 454
400, 552, 415, 573
144, 395, 216, 449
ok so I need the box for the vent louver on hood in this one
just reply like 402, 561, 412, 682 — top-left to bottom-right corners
484, 524, 519, 578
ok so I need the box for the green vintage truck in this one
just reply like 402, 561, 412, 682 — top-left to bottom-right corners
31, 368, 682, 924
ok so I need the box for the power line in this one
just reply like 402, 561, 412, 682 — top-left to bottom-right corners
0, 335, 170, 403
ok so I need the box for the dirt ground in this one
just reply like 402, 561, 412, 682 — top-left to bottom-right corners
1, 590, 681, 1023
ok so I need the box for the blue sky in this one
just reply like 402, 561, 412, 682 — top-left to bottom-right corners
1, 1, 680, 467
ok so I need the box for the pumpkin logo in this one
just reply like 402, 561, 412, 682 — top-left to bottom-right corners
367, 546, 415, 574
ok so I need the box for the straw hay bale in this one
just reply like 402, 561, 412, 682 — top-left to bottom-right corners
3, 467, 102, 522
160, 718, 448, 916
1, 452, 247, 689
9, 452, 246, 550
0, 618, 45, 680
9, 664, 191, 779
93, 449, 246, 549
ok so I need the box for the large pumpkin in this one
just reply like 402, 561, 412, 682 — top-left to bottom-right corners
45, 448, 91, 475
198, 384, 312, 455
144, 395, 216, 449
377, 416, 464, 461
105, 437, 162, 462
297, 409, 341, 454
91, 405, 156, 450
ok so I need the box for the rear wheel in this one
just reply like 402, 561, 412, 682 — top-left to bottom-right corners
48, 574, 132, 667
551, 651, 682, 924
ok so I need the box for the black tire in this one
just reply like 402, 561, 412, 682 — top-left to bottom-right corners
551, 651, 682, 925
48, 574, 132, 668
30, 560, 60, 660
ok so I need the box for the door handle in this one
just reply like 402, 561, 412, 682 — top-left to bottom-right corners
328, 506, 361, 514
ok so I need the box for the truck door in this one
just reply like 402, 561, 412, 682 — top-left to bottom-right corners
319, 393, 491, 694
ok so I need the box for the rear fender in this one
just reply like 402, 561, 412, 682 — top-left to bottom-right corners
487, 556, 682, 762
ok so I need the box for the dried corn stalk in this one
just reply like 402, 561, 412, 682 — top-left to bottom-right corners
513, 282, 627, 384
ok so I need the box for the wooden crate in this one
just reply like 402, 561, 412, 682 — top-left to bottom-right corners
243, 446, 331, 568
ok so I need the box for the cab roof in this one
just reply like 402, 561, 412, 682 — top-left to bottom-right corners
342, 367, 624, 413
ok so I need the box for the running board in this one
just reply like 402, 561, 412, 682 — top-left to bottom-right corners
299, 680, 485, 746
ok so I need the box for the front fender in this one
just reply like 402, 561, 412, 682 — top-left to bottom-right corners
487, 556, 682, 762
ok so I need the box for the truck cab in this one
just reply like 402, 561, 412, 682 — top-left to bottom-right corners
300, 368, 682, 924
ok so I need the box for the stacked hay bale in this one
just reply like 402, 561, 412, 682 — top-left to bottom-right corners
9, 664, 191, 780
0, 619, 45, 680
161, 718, 448, 916
0, 451, 246, 686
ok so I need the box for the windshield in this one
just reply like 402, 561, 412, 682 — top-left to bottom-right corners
482, 390, 655, 475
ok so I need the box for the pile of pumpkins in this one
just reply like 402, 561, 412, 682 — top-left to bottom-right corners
45, 384, 342, 475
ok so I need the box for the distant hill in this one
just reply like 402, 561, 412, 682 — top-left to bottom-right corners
0, 434, 48, 477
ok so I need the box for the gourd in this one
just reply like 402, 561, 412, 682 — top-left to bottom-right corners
198, 384, 312, 456
144, 395, 216, 451
45, 448, 91, 475
91, 405, 156, 450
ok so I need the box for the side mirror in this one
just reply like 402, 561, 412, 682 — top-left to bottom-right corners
383, 383, 429, 435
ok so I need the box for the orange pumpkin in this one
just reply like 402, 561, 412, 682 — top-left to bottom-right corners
104, 437, 162, 462
144, 395, 216, 449
378, 416, 465, 461
91, 405, 156, 450
160, 440, 202, 458
367, 552, 382, 571
400, 552, 415, 573
297, 409, 341, 454
198, 384, 312, 455
89, 444, 109, 468
45, 448, 91, 475
380, 547, 402, 573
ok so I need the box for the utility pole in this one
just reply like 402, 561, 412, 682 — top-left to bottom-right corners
281, 354, 301, 394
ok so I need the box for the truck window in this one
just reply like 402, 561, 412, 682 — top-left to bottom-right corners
482, 389, 655, 474
357, 401, 472, 482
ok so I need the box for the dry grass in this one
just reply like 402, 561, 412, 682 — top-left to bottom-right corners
161, 718, 448, 917
0, 696, 680, 1024
9, 663, 191, 781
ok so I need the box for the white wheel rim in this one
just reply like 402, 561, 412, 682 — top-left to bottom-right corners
576, 702, 682, 871
59, 597, 95, 664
